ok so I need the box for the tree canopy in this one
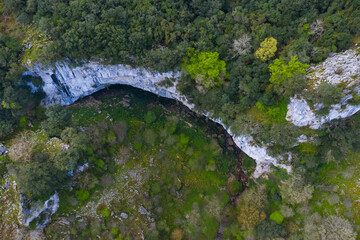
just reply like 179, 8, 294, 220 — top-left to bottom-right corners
184, 50, 227, 90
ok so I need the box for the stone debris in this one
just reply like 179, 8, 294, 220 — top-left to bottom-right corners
0, 144, 7, 156
120, 212, 128, 219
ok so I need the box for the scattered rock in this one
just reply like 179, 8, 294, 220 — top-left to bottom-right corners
226, 137, 234, 146
120, 213, 128, 219
0, 144, 7, 156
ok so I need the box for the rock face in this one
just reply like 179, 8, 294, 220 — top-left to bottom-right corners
286, 46, 360, 129
0, 144, 7, 156
23, 192, 59, 227
26, 61, 288, 177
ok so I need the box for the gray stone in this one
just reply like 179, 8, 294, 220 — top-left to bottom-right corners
0, 144, 7, 156
120, 212, 128, 219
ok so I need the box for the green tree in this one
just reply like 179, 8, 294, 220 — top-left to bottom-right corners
53, 148, 80, 171
12, 153, 66, 198
268, 56, 309, 85
184, 50, 227, 90
42, 105, 72, 137
254, 37, 277, 61
312, 82, 343, 107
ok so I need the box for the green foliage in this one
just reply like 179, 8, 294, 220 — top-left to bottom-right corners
100, 207, 110, 218
307, 82, 344, 108
256, 219, 287, 240
269, 211, 284, 224
75, 189, 90, 203
0, 34, 44, 140
184, 50, 227, 90
53, 148, 80, 171
255, 37, 278, 61
269, 56, 309, 85
229, 181, 243, 195
111, 228, 119, 235
144, 111, 157, 124
11, 153, 66, 198
42, 105, 72, 137
19, 117, 27, 128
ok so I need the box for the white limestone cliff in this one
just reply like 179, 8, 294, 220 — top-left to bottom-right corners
25, 61, 290, 178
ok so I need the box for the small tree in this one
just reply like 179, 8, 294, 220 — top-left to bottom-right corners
314, 82, 343, 107
319, 215, 357, 240
232, 34, 251, 57
255, 37, 277, 61
184, 50, 227, 90
279, 176, 314, 205
42, 105, 72, 137
269, 56, 309, 85
236, 184, 267, 229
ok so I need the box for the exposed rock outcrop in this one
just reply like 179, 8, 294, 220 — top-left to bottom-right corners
287, 46, 360, 129
25, 61, 290, 177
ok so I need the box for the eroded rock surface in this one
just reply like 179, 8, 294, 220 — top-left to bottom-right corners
287, 46, 360, 129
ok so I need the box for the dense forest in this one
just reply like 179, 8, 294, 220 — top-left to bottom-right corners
1, 0, 360, 239
1, 0, 360, 138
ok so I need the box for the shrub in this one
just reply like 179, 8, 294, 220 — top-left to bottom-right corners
144, 111, 157, 124
8, 130, 48, 163
144, 129, 156, 146
270, 211, 284, 224
268, 56, 309, 85
0, 119, 13, 140
312, 82, 343, 107
111, 121, 128, 143
12, 153, 66, 198
256, 219, 287, 240
170, 229, 183, 240
100, 207, 110, 218
75, 189, 90, 203
279, 204, 295, 218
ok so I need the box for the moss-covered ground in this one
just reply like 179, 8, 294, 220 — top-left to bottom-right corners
43, 85, 245, 239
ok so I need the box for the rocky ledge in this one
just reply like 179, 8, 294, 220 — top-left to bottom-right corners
25, 61, 290, 178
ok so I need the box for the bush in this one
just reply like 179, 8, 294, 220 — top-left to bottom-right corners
307, 82, 343, 107
319, 215, 357, 240
144, 129, 157, 146
270, 211, 284, 224
12, 153, 66, 198
75, 189, 90, 203
144, 111, 157, 124
0, 119, 13, 140
256, 219, 287, 240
